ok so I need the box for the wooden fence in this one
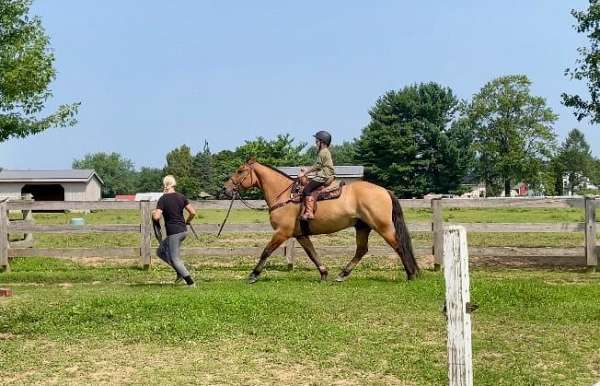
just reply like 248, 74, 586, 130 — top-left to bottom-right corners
0, 197, 598, 272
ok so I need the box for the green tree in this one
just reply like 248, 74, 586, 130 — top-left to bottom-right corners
467, 75, 557, 197
211, 134, 309, 198
193, 140, 217, 195
164, 145, 199, 198
72, 152, 136, 197
590, 158, 600, 186
0, 0, 79, 142
234, 134, 309, 166
135, 167, 163, 193
304, 140, 358, 165
562, 1, 600, 123
554, 129, 593, 194
355, 83, 474, 198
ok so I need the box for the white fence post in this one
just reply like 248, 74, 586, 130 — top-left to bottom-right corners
22, 194, 34, 244
140, 200, 152, 269
432, 197, 443, 271
584, 197, 598, 269
443, 225, 473, 386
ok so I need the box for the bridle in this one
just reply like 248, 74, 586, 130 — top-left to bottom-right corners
217, 161, 300, 237
218, 162, 260, 237
229, 163, 256, 193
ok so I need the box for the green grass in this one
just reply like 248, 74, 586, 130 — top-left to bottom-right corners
1, 257, 599, 385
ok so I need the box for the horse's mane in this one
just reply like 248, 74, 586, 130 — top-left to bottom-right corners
260, 163, 294, 181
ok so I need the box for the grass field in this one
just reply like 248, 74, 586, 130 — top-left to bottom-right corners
3, 208, 600, 384
1, 256, 599, 385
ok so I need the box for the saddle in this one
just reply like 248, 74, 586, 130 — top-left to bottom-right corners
269, 176, 345, 213
293, 176, 344, 202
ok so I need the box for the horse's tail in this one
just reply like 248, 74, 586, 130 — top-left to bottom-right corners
388, 190, 419, 278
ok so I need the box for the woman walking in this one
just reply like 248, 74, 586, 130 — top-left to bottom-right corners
152, 175, 196, 287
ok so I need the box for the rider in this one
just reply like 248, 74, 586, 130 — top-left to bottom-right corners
298, 130, 335, 220
152, 175, 197, 288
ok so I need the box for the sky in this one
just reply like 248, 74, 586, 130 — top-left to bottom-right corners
0, 0, 598, 169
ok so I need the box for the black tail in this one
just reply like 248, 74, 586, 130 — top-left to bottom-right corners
388, 191, 419, 278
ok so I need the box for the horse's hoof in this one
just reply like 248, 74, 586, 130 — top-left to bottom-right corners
407, 273, 417, 281
320, 271, 328, 282
335, 274, 347, 282
247, 273, 259, 284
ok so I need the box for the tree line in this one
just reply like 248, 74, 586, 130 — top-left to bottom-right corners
72, 75, 600, 199
1, 0, 600, 198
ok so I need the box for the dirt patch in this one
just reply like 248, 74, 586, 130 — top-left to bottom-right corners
2, 339, 414, 386
0, 332, 17, 340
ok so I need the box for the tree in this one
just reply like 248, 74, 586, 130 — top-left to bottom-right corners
355, 83, 474, 198
0, 0, 79, 142
210, 134, 309, 198
304, 140, 358, 165
554, 129, 593, 194
192, 140, 217, 195
136, 167, 163, 193
164, 145, 199, 198
562, 1, 600, 123
590, 157, 600, 186
234, 134, 309, 166
73, 152, 136, 197
467, 75, 557, 197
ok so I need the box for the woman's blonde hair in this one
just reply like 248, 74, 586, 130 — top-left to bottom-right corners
163, 175, 177, 188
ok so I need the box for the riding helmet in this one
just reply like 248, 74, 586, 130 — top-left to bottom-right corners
313, 130, 332, 146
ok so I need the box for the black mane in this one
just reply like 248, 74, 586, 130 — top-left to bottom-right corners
261, 163, 294, 180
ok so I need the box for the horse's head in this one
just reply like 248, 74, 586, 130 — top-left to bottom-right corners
223, 158, 259, 198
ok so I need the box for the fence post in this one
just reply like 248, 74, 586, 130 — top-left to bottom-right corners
284, 238, 296, 270
443, 225, 473, 386
432, 197, 443, 271
22, 194, 33, 244
140, 200, 152, 270
584, 197, 598, 269
0, 201, 9, 272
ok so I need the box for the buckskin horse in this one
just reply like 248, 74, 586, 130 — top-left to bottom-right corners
223, 159, 419, 283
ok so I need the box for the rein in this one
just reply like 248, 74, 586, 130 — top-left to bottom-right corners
217, 193, 236, 237
216, 163, 299, 237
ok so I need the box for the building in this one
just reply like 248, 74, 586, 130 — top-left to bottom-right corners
0, 170, 103, 201
277, 166, 364, 184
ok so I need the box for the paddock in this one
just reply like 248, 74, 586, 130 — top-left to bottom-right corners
1, 197, 599, 385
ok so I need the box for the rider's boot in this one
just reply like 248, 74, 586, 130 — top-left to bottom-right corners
301, 196, 316, 220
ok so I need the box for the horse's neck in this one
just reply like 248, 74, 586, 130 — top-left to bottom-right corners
253, 164, 292, 208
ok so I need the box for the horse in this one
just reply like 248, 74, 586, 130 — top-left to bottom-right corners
223, 159, 419, 283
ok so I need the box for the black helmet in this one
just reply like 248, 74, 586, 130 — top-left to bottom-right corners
313, 130, 332, 146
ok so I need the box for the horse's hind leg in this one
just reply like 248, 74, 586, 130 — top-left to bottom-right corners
296, 236, 328, 281
248, 232, 288, 284
336, 221, 371, 282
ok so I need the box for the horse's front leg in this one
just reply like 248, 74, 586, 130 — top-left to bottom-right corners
248, 232, 289, 284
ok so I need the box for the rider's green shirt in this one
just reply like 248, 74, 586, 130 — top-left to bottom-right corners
312, 147, 334, 182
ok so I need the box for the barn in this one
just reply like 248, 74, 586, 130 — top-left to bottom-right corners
0, 170, 103, 201
277, 166, 364, 184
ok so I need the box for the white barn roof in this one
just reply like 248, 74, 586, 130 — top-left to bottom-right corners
0, 169, 104, 184
277, 166, 363, 178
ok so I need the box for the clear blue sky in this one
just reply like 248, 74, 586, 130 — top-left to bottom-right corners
0, 0, 597, 169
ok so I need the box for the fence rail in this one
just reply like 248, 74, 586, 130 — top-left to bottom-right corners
1, 197, 598, 272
